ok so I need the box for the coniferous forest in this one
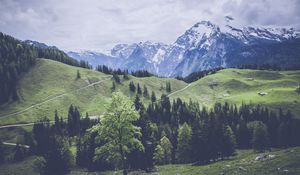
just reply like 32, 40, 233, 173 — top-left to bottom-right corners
11, 91, 299, 175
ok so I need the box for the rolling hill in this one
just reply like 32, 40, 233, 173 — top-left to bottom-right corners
0, 59, 300, 126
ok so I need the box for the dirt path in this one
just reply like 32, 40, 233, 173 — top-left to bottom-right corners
2, 142, 30, 149
0, 77, 111, 119
167, 84, 191, 97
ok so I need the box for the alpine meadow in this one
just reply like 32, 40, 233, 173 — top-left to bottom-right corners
1, 0, 300, 175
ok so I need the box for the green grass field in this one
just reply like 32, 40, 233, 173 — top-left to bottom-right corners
1, 147, 299, 175
0, 59, 300, 126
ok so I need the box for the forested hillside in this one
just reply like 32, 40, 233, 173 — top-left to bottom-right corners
0, 32, 90, 104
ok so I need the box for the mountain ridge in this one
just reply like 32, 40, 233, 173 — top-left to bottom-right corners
67, 20, 300, 77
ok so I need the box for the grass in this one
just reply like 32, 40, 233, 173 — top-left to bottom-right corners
156, 147, 300, 175
2, 147, 300, 175
1, 59, 300, 126
171, 69, 300, 116
0, 59, 187, 125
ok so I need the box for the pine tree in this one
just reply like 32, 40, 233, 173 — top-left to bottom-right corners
252, 122, 269, 152
76, 70, 81, 79
151, 91, 156, 103
137, 83, 142, 95
44, 136, 73, 175
129, 81, 136, 92
166, 82, 171, 93
113, 73, 120, 83
220, 126, 236, 158
111, 82, 116, 91
143, 85, 149, 97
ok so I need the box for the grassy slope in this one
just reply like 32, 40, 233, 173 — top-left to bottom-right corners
2, 147, 299, 175
1, 59, 300, 125
0, 59, 187, 125
172, 69, 300, 116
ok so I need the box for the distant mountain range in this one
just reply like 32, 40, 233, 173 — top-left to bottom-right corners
68, 20, 300, 77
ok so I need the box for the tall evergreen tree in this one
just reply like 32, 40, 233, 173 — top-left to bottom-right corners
137, 83, 142, 95
151, 91, 156, 103
252, 122, 269, 152
143, 85, 149, 97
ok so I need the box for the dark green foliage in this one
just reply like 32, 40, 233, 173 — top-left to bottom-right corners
112, 73, 120, 83
0, 142, 4, 164
111, 82, 116, 91
151, 91, 156, 103
123, 74, 129, 80
43, 136, 73, 175
67, 105, 81, 136
137, 83, 142, 95
76, 70, 81, 79
129, 81, 136, 92
251, 122, 269, 152
176, 68, 223, 83
166, 82, 171, 93
13, 143, 25, 162
143, 85, 149, 97
131, 70, 153, 77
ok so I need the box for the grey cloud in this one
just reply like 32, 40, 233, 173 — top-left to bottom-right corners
0, 0, 299, 51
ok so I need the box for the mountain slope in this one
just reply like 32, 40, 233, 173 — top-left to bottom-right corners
0, 59, 300, 125
68, 21, 300, 77
0, 59, 187, 125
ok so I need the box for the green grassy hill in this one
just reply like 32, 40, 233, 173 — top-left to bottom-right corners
172, 69, 300, 116
0, 59, 187, 125
0, 59, 300, 125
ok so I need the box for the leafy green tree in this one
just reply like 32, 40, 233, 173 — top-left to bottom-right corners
153, 145, 164, 164
252, 122, 269, 152
91, 92, 144, 175
154, 136, 173, 165
177, 123, 192, 163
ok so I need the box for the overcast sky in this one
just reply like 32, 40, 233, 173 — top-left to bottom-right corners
1, 0, 300, 51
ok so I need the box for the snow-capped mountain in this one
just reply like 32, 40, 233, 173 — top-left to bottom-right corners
68, 20, 300, 77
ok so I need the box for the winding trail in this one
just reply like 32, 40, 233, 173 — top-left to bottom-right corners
0, 77, 111, 119
167, 83, 191, 97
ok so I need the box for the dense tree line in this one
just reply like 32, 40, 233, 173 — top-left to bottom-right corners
26, 105, 96, 174
0, 32, 91, 104
96, 64, 154, 77
15, 93, 300, 174
176, 67, 223, 83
